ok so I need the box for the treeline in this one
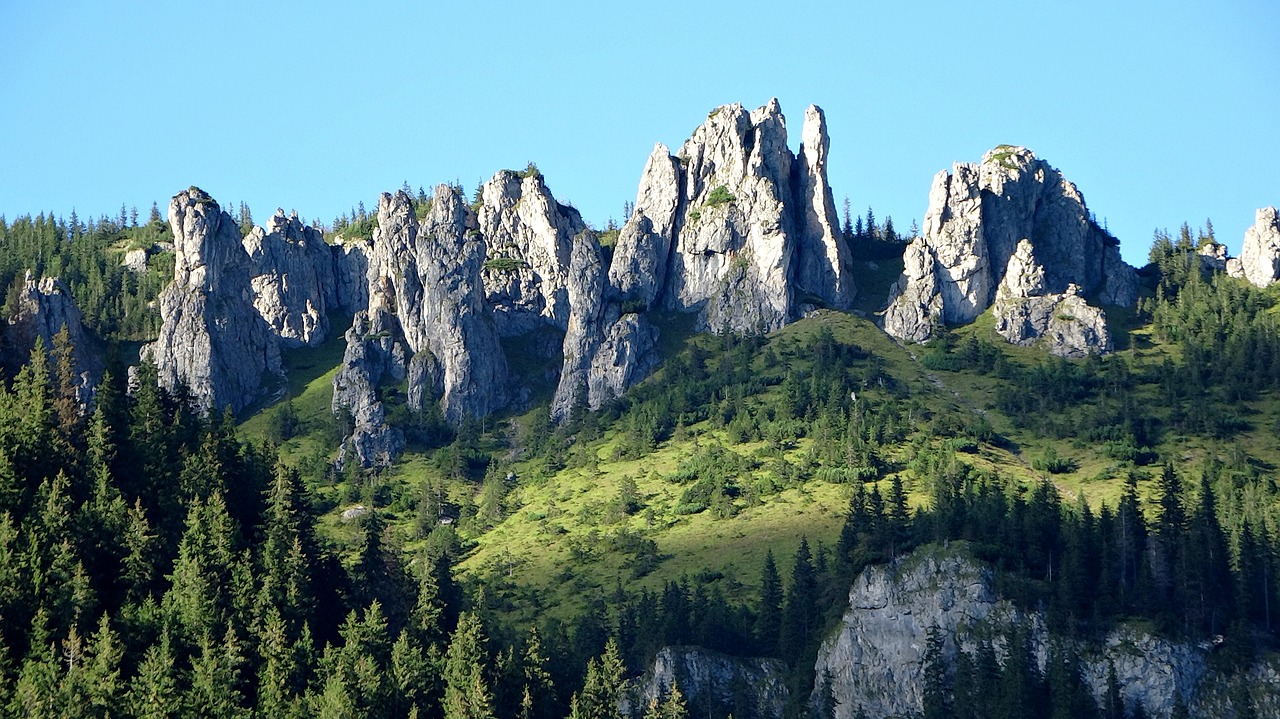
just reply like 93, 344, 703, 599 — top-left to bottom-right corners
0, 336, 733, 718
0, 208, 172, 342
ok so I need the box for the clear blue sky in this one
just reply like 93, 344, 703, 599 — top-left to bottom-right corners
1, 1, 1275, 265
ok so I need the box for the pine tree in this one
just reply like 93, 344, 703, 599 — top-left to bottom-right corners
756, 550, 783, 656
781, 538, 818, 664
443, 612, 494, 719
921, 626, 949, 719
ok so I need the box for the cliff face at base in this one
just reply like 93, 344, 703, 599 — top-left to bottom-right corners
813, 545, 1280, 719
630, 646, 789, 719
883, 147, 1136, 352
144, 188, 283, 415
3, 275, 101, 404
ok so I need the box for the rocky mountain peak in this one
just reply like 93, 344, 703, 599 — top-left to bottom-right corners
884, 146, 1136, 350
477, 168, 583, 334
243, 207, 337, 347
145, 187, 282, 414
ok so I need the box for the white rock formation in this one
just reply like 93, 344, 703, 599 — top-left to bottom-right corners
883, 147, 1136, 347
243, 209, 338, 347
1237, 206, 1280, 288
992, 240, 1111, 357
143, 188, 282, 414
610, 99, 855, 333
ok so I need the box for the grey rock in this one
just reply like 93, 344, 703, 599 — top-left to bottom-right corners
879, 240, 944, 343
335, 187, 509, 464
814, 544, 1279, 719
609, 144, 683, 308
795, 104, 854, 309
551, 232, 660, 422
5, 275, 102, 405
1237, 206, 1280, 288
992, 241, 1111, 357
414, 186, 510, 423
333, 237, 370, 315
610, 100, 853, 334
143, 187, 282, 415
588, 312, 658, 411
331, 308, 407, 468
666, 100, 796, 333
1198, 242, 1231, 272
884, 147, 1136, 345
629, 646, 788, 719
122, 247, 150, 273
243, 209, 338, 347
477, 170, 584, 336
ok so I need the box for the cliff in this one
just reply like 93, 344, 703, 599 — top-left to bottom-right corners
813, 544, 1280, 719
883, 147, 1136, 356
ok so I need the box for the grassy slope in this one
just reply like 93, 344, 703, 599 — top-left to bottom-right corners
239, 299, 1280, 621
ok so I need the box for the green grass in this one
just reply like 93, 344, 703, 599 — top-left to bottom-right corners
240, 317, 349, 467
234, 299, 1280, 624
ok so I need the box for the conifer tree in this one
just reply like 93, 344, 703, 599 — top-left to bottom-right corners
443, 612, 495, 719
755, 550, 783, 656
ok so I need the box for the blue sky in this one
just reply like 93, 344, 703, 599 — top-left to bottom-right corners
1, 1, 1275, 265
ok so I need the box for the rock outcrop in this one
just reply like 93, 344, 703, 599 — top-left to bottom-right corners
331, 308, 408, 467
610, 100, 855, 333
608, 144, 682, 308
4, 275, 101, 403
144, 187, 282, 414
814, 544, 1279, 719
991, 240, 1111, 357
1236, 206, 1280, 288
478, 170, 583, 336
883, 147, 1136, 347
629, 646, 788, 719
550, 232, 659, 422
243, 209, 339, 347
333, 187, 510, 465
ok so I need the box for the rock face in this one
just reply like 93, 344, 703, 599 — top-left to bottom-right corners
331, 308, 407, 467
334, 187, 510, 465
814, 544, 1280, 719
4, 275, 101, 403
550, 232, 659, 422
630, 646, 788, 719
883, 147, 1136, 347
611, 100, 855, 333
1236, 206, 1280, 288
144, 188, 282, 414
477, 170, 583, 336
243, 209, 338, 347
991, 240, 1111, 357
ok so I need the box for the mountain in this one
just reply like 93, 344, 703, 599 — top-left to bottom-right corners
1, 101, 1278, 719
138, 100, 857, 466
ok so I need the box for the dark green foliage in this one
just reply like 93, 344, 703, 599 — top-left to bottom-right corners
0, 210, 172, 343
